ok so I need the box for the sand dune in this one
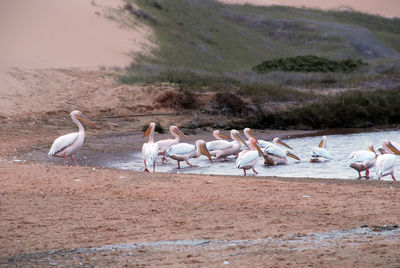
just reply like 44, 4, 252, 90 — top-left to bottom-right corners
218, 0, 400, 18
0, 0, 151, 69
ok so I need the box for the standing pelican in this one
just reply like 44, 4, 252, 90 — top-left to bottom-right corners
142, 122, 159, 172
347, 142, 376, 179
156, 125, 188, 164
263, 137, 300, 165
48, 110, 97, 166
236, 137, 264, 176
165, 139, 212, 168
211, 130, 248, 161
310, 136, 332, 162
206, 130, 231, 152
376, 141, 400, 181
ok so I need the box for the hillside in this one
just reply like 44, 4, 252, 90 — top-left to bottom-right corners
126, 0, 400, 72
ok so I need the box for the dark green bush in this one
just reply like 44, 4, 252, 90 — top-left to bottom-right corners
253, 55, 367, 73
269, 89, 400, 129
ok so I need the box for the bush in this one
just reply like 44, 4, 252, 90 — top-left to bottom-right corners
253, 55, 367, 73
268, 89, 400, 129
141, 122, 165, 133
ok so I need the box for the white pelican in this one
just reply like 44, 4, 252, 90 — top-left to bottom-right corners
48, 110, 97, 166
236, 137, 264, 176
347, 142, 376, 179
165, 139, 212, 168
263, 137, 300, 165
142, 122, 159, 172
375, 141, 400, 181
211, 130, 248, 161
156, 125, 188, 164
376, 154, 397, 181
310, 136, 332, 162
206, 130, 231, 152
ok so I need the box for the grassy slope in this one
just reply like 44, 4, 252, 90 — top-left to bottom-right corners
130, 0, 400, 73
119, 0, 400, 129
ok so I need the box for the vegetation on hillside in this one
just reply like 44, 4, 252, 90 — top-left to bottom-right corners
115, 0, 400, 130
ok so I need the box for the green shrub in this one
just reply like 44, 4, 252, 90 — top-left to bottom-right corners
253, 55, 367, 73
269, 89, 400, 129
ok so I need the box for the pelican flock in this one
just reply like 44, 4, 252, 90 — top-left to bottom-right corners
47, 113, 399, 181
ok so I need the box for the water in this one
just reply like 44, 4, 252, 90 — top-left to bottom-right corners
108, 130, 400, 180
24, 130, 400, 180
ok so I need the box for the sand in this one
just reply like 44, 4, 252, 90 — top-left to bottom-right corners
1, 1, 400, 266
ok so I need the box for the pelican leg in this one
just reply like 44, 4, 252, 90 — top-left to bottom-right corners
152, 161, 156, 172
177, 161, 181, 169
243, 169, 247, 176
144, 160, 149, 172
70, 155, 79, 166
365, 169, 370, 180
392, 174, 397, 181
185, 160, 194, 167
63, 154, 67, 166
162, 155, 168, 164
252, 167, 259, 175
357, 171, 361, 179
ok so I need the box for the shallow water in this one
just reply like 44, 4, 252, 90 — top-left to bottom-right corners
25, 130, 400, 180
109, 130, 400, 180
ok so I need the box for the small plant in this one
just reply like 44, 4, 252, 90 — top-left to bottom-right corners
142, 122, 165, 133
214, 91, 245, 115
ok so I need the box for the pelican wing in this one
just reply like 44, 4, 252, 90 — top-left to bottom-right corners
206, 140, 232, 151
166, 143, 195, 157
156, 139, 177, 151
312, 147, 331, 159
48, 132, 79, 156
264, 145, 286, 158
376, 154, 396, 176
258, 140, 273, 149
347, 150, 375, 165
142, 142, 159, 166
236, 150, 258, 169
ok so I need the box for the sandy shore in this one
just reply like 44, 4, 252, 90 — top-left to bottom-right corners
1, 122, 400, 266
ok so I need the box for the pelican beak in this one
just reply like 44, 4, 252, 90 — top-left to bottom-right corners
143, 125, 152, 138
200, 143, 213, 162
318, 136, 326, 148
254, 142, 264, 156
217, 132, 230, 140
248, 130, 256, 139
286, 151, 300, 161
276, 138, 293, 150
235, 133, 249, 148
386, 141, 400, 155
368, 144, 377, 154
76, 114, 97, 129
175, 128, 188, 140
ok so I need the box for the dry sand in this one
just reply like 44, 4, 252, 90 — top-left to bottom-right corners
1, 1, 400, 266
